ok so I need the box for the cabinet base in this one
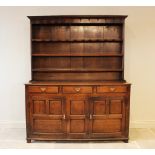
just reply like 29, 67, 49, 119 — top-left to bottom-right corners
26, 138, 129, 143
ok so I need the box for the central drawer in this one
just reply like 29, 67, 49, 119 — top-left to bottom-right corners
62, 86, 93, 93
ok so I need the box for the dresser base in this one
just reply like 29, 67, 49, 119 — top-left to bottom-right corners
25, 82, 130, 144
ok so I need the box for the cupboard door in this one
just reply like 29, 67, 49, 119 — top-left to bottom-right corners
89, 96, 126, 138
29, 95, 67, 139
66, 95, 89, 139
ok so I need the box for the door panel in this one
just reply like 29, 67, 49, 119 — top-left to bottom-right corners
92, 119, 122, 133
70, 119, 85, 133
67, 96, 89, 139
49, 100, 63, 115
29, 95, 67, 138
33, 119, 63, 133
93, 100, 106, 115
89, 96, 125, 138
109, 99, 122, 114
33, 100, 46, 114
70, 100, 85, 115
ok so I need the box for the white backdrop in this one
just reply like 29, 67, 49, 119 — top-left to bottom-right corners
0, 6, 155, 128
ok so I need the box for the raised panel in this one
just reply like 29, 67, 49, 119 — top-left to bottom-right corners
92, 119, 122, 133
110, 99, 122, 114
33, 100, 46, 114
93, 101, 106, 115
70, 120, 85, 133
71, 100, 85, 115
49, 100, 63, 115
33, 119, 63, 133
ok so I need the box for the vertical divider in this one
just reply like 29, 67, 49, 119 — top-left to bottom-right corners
106, 98, 110, 118
46, 99, 50, 114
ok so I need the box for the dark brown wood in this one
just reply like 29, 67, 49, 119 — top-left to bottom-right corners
27, 139, 31, 143
25, 15, 130, 143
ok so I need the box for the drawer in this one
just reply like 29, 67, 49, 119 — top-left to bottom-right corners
62, 86, 92, 93
28, 86, 59, 93
97, 86, 127, 93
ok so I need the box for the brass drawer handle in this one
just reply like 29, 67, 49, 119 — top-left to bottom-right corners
110, 87, 116, 92
75, 87, 81, 92
40, 87, 46, 92
90, 114, 92, 120
63, 114, 66, 120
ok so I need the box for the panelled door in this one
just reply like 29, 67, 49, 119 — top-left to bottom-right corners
89, 96, 126, 138
29, 95, 67, 139
66, 95, 89, 139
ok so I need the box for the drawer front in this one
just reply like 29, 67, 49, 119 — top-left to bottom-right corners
62, 86, 92, 94
97, 86, 127, 93
28, 86, 59, 93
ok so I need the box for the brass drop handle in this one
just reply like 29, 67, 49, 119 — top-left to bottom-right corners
75, 87, 81, 92
40, 87, 46, 92
63, 114, 66, 120
90, 114, 92, 120
110, 87, 116, 92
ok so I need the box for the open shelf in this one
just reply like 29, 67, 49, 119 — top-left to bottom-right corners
30, 16, 125, 81
32, 68, 123, 72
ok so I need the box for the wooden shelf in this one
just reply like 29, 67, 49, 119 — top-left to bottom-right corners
32, 68, 123, 72
32, 39, 123, 43
32, 53, 123, 57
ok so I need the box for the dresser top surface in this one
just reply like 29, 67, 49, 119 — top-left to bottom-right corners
25, 81, 131, 86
